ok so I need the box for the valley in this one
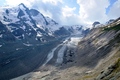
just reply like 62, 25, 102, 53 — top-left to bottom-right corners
12, 20, 120, 80
0, 2, 120, 80
12, 36, 82, 80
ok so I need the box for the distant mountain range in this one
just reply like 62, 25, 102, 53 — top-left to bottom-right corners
0, 3, 89, 44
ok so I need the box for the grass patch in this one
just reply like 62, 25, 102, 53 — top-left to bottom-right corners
113, 58, 120, 73
78, 73, 99, 80
104, 24, 120, 31
82, 75, 95, 79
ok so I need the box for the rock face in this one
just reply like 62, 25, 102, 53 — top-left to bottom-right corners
106, 19, 115, 24
92, 21, 100, 28
0, 21, 15, 41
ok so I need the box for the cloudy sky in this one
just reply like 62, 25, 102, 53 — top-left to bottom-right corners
0, 0, 120, 25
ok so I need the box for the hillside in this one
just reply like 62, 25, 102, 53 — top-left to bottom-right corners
76, 18, 120, 80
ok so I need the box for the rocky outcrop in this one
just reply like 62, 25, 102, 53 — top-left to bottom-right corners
92, 21, 100, 28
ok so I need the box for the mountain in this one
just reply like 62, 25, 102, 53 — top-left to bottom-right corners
1, 3, 120, 80
11, 17, 120, 80
1, 3, 60, 43
0, 21, 15, 41
0, 3, 88, 44
76, 17, 120, 80
0, 3, 90, 80
62, 17, 120, 80
92, 21, 100, 28
106, 19, 115, 24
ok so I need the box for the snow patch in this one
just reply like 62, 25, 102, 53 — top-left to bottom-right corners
67, 37, 82, 47
23, 43, 33, 46
22, 34, 25, 39
16, 48, 22, 50
20, 26, 26, 30
0, 34, 3, 38
37, 24, 44, 30
37, 32, 42, 37
0, 45, 2, 47
26, 21, 37, 31
32, 13, 46, 27
7, 26, 15, 32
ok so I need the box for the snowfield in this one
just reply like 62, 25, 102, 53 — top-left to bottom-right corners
67, 37, 82, 47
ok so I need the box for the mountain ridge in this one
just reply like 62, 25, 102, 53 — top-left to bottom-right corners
0, 3, 89, 43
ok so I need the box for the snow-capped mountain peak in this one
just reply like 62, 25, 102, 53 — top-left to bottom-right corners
0, 3, 88, 43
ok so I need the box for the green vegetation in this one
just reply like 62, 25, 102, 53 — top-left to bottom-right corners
114, 58, 120, 73
104, 24, 120, 31
80, 74, 98, 80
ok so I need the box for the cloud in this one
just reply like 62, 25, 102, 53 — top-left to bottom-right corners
5, 0, 64, 24
4, 0, 120, 27
77, 0, 110, 24
62, 6, 76, 17
42, 0, 63, 5
61, 6, 83, 25
30, 0, 63, 24
5, 0, 34, 7
108, 0, 120, 19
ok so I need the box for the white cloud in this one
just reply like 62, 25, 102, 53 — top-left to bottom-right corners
5, 0, 34, 7
77, 0, 110, 24
108, 0, 120, 19
4, 0, 83, 25
62, 6, 76, 17
4, 0, 64, 23
42, 0, 63, 5
31, 0, 63, 24
3, 0, 120, 27
61, 6, 83, 25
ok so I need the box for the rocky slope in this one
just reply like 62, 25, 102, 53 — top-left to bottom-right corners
76, 17, 120, 80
